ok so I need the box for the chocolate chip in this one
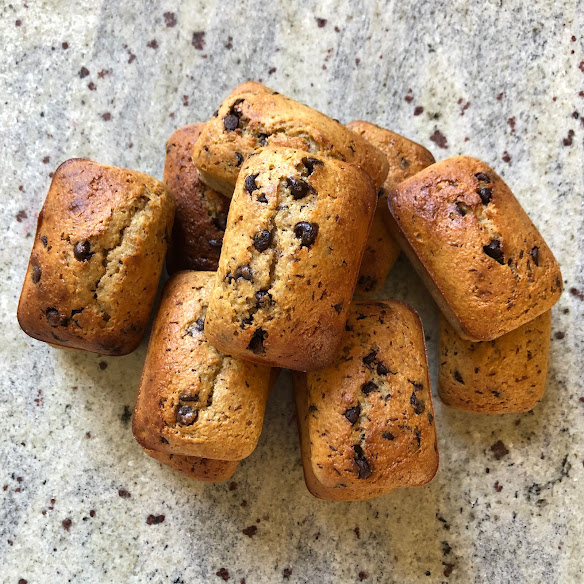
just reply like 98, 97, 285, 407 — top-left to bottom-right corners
477, 187, 492, 205
235, 152, 244, 166
302, 156, 324, 175
333, 303, 343, 314
245, 173, 259, 194
287, 177, 314, 200
344, 404, 361, 425
247, 328, 267, 354
212, 110, 219, 117
308, 404, 318, 413
353, 445, 372, 479
358, 275, 378, 292
294, 222, 319, 247
410, 391, 426, 414
363, 351, 377, 367
228, 265, 253, 282
224, 114, 239, 131
234, 265, 253, 280
41, 235, 48, 247
45, 308, 62, 327
213, 212, 228, 231
376, 362, 389, 375
73, 240, 93, 262
179, 393, 199, 402
455, 202, 468, 216
414, 429, 421, 447
361, 381, 378, 395
258, 133, 269, 146
483, 239, 504, 264
32, 265, 41, 284
256, 289, 272, 308
382, 432, 394, 440
257, 193, 267, 203
475, 172, 491, 183
530, 246, 539, 267
186, 317, 205, 335
253, 230, 272, 252
454, 370, 464, 384
176, 405, 198, 425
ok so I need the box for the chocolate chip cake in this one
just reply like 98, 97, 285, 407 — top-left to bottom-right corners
132, 271, 272, 460
204, 147, 377, 371
17, 158, 175, 355
191, 81, 389, 197
438, 310, 551, 413
293, 300, 438, 501
164, 123, 230, 273
347, 121, 436, 296
387, 156, 563, 341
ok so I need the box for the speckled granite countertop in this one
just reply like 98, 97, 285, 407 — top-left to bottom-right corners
1, 2, 583, 583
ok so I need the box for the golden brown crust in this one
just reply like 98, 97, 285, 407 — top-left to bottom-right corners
17, 159, 175, 355
192, 82, 389, 196
387, 156, 563, 341
347, 121, 435, 296
164, 124, 230, 273
205, 147, 377, 371
438, 311, 551, 413
143, 448, 238, 482
132, 271, 271, 460
293, 301, 438, 501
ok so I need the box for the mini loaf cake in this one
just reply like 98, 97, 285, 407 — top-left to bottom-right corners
387, 156, 563, 341
192, 81, 389, 196
347, 120, 436, 295
438, 311, 551, 413
144, 448, 238, 482
132, 271, 272, 460
17, 158, 175, 355
164, 123, 230, 273
294, 301, 438, 501
204, 147, 377, 371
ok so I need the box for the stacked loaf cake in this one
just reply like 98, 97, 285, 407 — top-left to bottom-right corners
18, 81, 562, 500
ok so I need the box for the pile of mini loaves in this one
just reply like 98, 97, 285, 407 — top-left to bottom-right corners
17, 81, 562, 501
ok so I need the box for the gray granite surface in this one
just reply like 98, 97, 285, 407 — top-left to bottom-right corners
1, 1, 583, 583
